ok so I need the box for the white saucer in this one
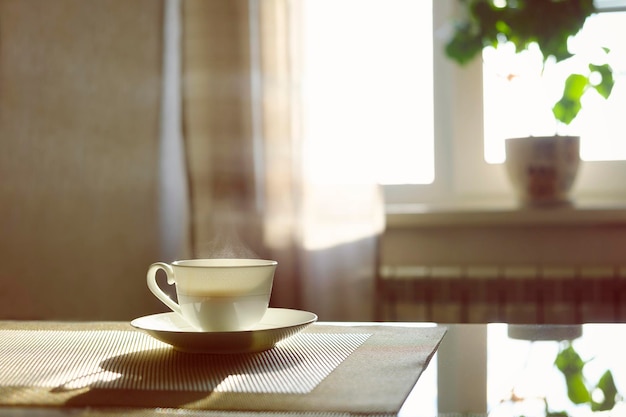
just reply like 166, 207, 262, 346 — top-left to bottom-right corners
131, 308, 317, 354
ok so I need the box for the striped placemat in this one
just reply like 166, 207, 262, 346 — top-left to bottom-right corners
0, 321, 446, 415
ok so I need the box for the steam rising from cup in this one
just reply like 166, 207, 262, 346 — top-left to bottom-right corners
198, 217, 260, 260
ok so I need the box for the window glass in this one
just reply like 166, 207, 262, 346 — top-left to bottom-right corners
483, 11, 626, 164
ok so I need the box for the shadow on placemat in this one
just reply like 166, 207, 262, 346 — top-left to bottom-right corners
58, 346, 305, 408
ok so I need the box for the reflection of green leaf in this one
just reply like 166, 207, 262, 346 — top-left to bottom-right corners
551, 343, 622, 413
555, 344, 591, 404
555, 344, 585, 375
545, 397, 569, 416
592, 370, 618, 411
566, 373, 591, 404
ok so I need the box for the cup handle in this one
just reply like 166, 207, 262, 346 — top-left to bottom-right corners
147, 262, 181, 314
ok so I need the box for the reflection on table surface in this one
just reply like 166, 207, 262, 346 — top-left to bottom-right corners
402, 323, 626, 417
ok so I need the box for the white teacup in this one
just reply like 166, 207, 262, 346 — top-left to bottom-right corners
147, 258, 277, 332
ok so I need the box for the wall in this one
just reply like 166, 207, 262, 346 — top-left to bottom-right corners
0, 0, 167, 320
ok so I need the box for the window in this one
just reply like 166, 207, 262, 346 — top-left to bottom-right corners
300, 0, 434, 186
405, 1, 626, 205
300, 0, 626, 205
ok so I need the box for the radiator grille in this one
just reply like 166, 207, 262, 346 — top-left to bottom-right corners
376, 265, 626, 323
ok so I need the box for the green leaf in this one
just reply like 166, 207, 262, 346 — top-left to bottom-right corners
591, 370, 618, 411
589, 63, 615, 99
552, 98, 580, 126
445, 23, 484, 65
552, 74, 588, 125
562, 74, 588, 100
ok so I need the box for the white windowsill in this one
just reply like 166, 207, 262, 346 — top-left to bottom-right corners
385, 199, 626, 228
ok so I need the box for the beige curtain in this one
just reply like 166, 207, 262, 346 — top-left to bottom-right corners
181, 0, 384, 320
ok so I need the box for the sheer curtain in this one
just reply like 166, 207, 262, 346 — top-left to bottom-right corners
180, 0, 384, 320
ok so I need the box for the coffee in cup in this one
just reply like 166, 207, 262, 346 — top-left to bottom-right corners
147, 258, 277, 332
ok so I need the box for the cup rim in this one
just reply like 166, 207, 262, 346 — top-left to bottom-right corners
172, 258, 278, 268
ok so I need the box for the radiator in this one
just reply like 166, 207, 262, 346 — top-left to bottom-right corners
376, 265, 626, 324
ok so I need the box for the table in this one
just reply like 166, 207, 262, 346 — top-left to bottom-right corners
407, 323, 626, 417
1, 321, 624, 416
0, 320, 446, 417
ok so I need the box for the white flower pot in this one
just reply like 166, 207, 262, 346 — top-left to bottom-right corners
504, 136, 580, 207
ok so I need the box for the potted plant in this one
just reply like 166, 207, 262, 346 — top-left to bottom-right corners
445, 0, 615, 206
